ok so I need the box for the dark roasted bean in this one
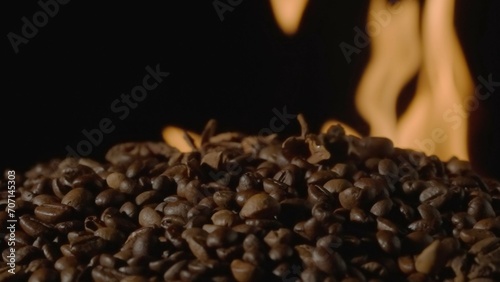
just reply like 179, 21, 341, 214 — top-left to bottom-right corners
34, 203, 74, 224
4, 119, 500, 281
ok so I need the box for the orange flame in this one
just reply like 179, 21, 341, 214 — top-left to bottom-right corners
164, 1, 474, 162
269, 0, 309, 36
325, 0, 473, 161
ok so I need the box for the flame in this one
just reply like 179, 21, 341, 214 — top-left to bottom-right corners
395, 0, 473, 160
165, 0, 474, 161
324, 0, 473, 161
162, 126, 201, 153
269, 0, 309, 36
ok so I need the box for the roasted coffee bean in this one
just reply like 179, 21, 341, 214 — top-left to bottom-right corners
19, 215, 54, 238
95, 189, 127, 207
398, 255, 416, 274
28, 267, 59, 282
376, 230, 401, 255
41, 243, 61, 262
378, 158, 399, 178
307, 170, 337, 185
61, 187, 94, 213
131, 227, 160, 258
120, 201, 139, 220
34, 203, 74, 224
163, 260, 188, 281
55, 220, 84, 234
5, 120, 500, 281
240, 193, 280, 218
402, 180, 426, 195
323, 178, 352, 194
52, 178, 72, 199
138, 207, 162, 228
268, 244, 293, 261
312, 246, 347, 275
119, 178, 141, 195
350, 207, 371, 223
32, 194, 60, 206
459, 229, 495, 245
213, 190, 237, 209
211, 209, 240, 227
163, 200, 192, 219
5, 230, 33, 247
468, 197, 496, 221
263, 228, 292, 247
70, 235, 108, 259
339, 187, 366, 209
106, 172, 126, 189
206, 226, 238, 248
231, 259, 259, 282
473, 216, 500, 231
370, 198, 393, 217
377, 217, 400, 234
26, 258, 52, 273
235, 189, 261, 207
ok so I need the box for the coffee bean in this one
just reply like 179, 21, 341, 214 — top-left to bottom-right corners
269, 244, 293, 261
6, 120, 500, 281
213, 190, 237, 209
211, 209, 240, 227
378, 158, 398, 178
339, 187, 365, 209
41, 243, 61, 262
376, 230, 401, 255
32, 194, 60, 206
95, 189, 126, 207
61, 187, 94, 213
371, 199, 393, 217
106, 172, 126, 189
120, 201, 139, 220
240, 193, 280, 219
323, 178, 352, 194
26, 258, 52, 273
70, 235, 108, 259
312, 246, 346, 275
230, 259, 259, 282
468, 197, 496, 221
459, 229, 495, 245
138, 207, 162, 228
19, 215, 54, 238
28, 267, 59, 282
54, 256, 79, 271
398, 255, 415, 274
206, 226, 238, 248
34, 203, 74, 224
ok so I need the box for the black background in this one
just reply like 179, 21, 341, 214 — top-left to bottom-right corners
2, 1, 500, 180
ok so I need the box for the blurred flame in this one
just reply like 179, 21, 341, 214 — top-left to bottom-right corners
162, 126, 201, 153
165, 0, 474, 161
270, 0, 309, 36
324, 0, 473, 161
395, 0, 473, 160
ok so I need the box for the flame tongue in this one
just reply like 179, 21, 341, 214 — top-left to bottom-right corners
396, 0, 473, 160
350, 0, 473, 161
270, 0, 309, 36
354, 0, 422, 142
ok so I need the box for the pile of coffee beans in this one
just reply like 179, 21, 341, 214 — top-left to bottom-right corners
1, 117, 500, 282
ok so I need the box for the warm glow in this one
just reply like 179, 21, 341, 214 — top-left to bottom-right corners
162, 126, 201, 152
395, 0, 473, 161
325, 0, 473, 161
270, 0, 309, 36
165, 0, 474, 161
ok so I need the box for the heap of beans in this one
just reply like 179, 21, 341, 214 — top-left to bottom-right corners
1, 117, 500, 282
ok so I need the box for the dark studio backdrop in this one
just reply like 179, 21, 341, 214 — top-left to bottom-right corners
2, 1, 500, 180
